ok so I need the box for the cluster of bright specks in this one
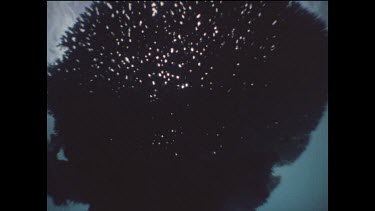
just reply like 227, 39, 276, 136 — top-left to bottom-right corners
151, 128, 179, 148
51, 1, 289, 159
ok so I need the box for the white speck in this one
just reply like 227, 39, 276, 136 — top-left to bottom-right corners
171, 48, 174, 53
272, 20, 278, 25
152, 8, 158, 16
197, 14, 201, 18
106, 2, 113, 10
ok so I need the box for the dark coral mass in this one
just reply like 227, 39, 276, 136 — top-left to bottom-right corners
47, 1, 327, 211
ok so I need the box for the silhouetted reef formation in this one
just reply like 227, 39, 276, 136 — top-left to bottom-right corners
47, 2, 327, 211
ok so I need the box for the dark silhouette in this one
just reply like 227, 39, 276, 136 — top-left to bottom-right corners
47, 1, 328, 211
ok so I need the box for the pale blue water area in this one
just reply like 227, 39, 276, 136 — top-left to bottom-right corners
257, 108, 328, 211
47, 196, 89, 211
